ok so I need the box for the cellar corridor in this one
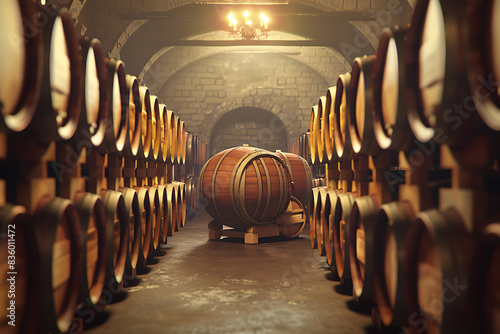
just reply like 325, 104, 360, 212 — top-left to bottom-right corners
84, 210, 373, 334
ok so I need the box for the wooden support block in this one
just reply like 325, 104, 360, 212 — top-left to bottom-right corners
208, 220, 223, 240
208, 221, 281, 244
17, 178, 56, 213
244, 232, 259, 244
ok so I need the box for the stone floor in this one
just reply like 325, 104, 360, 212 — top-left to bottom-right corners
84, 210, 378, 334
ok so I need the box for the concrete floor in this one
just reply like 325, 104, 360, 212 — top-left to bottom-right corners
84, 210, 377, 334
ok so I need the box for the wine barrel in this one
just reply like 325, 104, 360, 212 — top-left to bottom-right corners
150, 95, 162, 162
309, 105, 320, 164
349, 55, 380, 156
199, 146, 291, 230
310, 187, 320, 249
276, 196, 306, 238
334, 73, 354, 161
315, 187, 329, 256
349, 195, 380, 301
0, 205, 38, 334
166, 184, 178, 236
405, 208, 473, 334
138, 86, 153, 160
156, 185, 168, 244
100, 190, 127, 290
333, 192, 356, 285
179, 121, 187, 165
324, 87, 337, 162
317, 96, 328, 163
324, 190, 340, 272
32, 196, 82, 334
158, 105, 169, 162
133, 187, 152, 271
146, 186, 161, 255
186, 175, 196, 215
186, 132, 195, 167
172, 116, 180, 164
372, 201, 415, 327
28, 8, 83, 144
120, 188, 141, 275
76, 38, 108, 148
406, 0, 487, 147
163, 108, 175, 163
74, 193, 107, 307
469, 223, 500, 334
173, 181, 187, 228
99, 59, 128, 154
274, 151, 313, 207
123, 75, 141, 158
373, 27, 414, 151
0, 0, 42, 132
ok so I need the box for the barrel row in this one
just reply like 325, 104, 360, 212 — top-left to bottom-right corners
0, 2, 207, 167
300, 0, 500, 165
310, 186, 499, 334
0, 182, 189, 334
303, 1, 500, 333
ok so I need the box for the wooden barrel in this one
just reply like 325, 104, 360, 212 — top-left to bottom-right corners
324, 190, 340, 272
199, 146, 291, 230
276, 196, 306, 238
100, 190, 127, 290
186, 132, 195, 167
179, 121, 187, 165
186, 175, 196, 215
133, 187, 152, 271
469, 223, 500, 334
32, 197, 82, 334
27, 8, 83, 144
76, 38, 108, 148
317, 96, 328, 163
309, 105, 320, 164
166, 184, 178, 236
158, 104, 169, 162
146, 186, 161, 255
333, 73, 354, 160
405, 208, 473, 334
138, 86, 153, 160
310, 187, 320, 249
406, 0, 488, 147
156, 185, 168, 244
172, 115, 180, 164
74, 193, 107, 307
467, 0, 500, 131
274, 151, 313, 207
123, 75, 141, 158
0, 0, 42, 132
349, 55, 380, 156
324, 87, 337, 162
372, 201, 415, 327
150, 95, 162, 162
120, 188, 141, 275
99, 59, 128, 154
0, 205, 38, 334
173, 181, 186, 229
333, 192, 355, 285
315, 187, 329, 256
349, 195, 380, 301
163, 108, 175, 163
373, 27, 413, 151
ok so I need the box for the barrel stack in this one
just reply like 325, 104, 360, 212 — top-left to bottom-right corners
0, 1, 208, 333
300, 0, 500, 332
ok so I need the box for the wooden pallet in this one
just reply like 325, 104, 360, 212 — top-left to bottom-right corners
208, 220, 280, 244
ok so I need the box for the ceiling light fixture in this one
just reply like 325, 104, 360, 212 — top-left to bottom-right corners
227, 11, 270, 40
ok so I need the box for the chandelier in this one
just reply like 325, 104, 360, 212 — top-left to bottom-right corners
227, 11, 270, 40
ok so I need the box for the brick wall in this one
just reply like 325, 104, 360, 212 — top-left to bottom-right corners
155, 52, 335, 151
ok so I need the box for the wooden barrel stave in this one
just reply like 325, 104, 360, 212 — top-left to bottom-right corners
324, 87, 337, 162
324, 190, 340, 272
373, 201, 415, 327
0, 0, 42, 132
133, 187, 151, 272
334, 73, 354, 160
333, 192, 356, 285
349, 195, 380, 301
32, 197, 82, 334
276, 196, 306, 238
309, 105, 320, 164
317, 96, 328, 163
74, 192, 107, 307
166, 184, 177, 236
120, 188, 141, 274
316, 187, 328, 256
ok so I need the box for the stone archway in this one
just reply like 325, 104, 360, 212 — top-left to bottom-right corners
209, 107, 289, 155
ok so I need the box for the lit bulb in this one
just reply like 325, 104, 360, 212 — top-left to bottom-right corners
263, 16, 269, 30
41, 0, 46, 4
244, 10, 249, 24
248, 19, 252, 26
260, 13, 264, 26
228, 12, 233, 27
